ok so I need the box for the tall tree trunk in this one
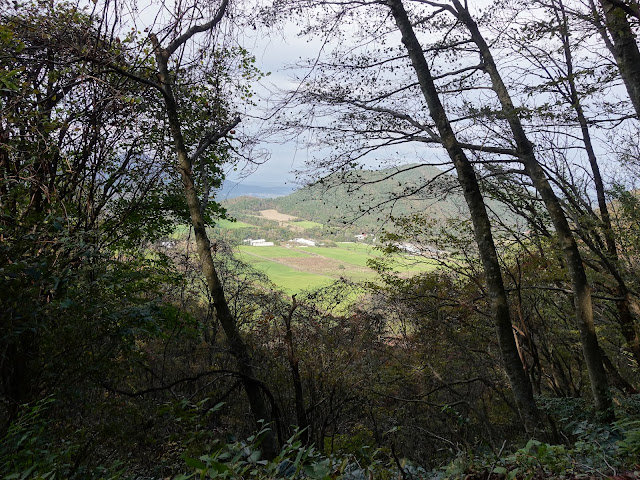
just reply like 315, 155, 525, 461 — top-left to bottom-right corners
599, 0, 640, 118
451, 0, 613, 417
151, 38, 278, 458
282, 296, 310, 444
551, 0, 640, 367
386, 0, 541, 431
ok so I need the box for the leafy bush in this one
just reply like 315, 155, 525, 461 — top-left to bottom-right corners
439, 414, 640, 480
491, 440, 570, 479
615, 419, 640, 464
174, 426, 426, 479
0, 398, 123, 480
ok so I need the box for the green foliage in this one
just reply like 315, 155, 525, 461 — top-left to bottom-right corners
176, 427, 415, 480
0, 1, 188, 250
439, 413, 640, 480
158, 399, 227, 462
3, 1, 640, 479
270, 165, 456, 231
175, 427, 330, 480
0, 398, 72, 480
0, 398, 123, 480
616, 419, 640, 461
491, 440, 570, 479
264, 166, 513, 235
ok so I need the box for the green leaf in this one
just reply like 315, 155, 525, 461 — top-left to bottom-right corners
304, 460, 331, 479
184, 457, 206, 469
206, 461, 231, 474
248, 450, 261, 463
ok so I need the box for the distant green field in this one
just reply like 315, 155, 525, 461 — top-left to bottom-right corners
304, 243, 382, 268
334, 242, 439, 273
214, 219, 254, 229
237, 245, 310, 258
234, 242, 437, 293
171, 222, 438, 294
290, 220, 324, 229
236, 253, 334, 293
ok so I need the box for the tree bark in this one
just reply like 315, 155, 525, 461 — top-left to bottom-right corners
599, 0, 640, 118
554, 0, 640, 367
505, 0, 640, 375
151, 35, 278, 458
386, 0, 541, 431
451, 0, 613, 417
600, 346, 637, 394
282, 296, 310, 444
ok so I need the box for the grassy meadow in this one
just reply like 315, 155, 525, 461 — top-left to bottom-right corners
290, 220, 324, 229
172, 210, 440, 294
214, 218, 254, 229
236, 242, 437, 294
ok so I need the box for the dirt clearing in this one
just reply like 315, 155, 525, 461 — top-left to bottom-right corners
259, 209, 298, 222
280, 256, 372, 277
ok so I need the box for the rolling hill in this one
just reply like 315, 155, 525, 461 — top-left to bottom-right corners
221, 163, 511, 232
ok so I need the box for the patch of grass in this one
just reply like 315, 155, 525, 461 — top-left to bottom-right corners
237, 245, 310, 258
306, 243, 384, 267
333, 242, 439, 273
290, 220, 324, 229
214, 219, 254, 229
237, 254, 334, 294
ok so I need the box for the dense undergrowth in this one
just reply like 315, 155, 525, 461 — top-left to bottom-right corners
2, 233, 640, 479
3, 394, 640, 479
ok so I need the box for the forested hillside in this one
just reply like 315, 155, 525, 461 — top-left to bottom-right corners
2, 0, 640, 479
273, 164, 461, 229
224, 164, 514, 233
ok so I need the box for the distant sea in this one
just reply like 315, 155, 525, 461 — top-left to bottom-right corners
218, 180, 296, 199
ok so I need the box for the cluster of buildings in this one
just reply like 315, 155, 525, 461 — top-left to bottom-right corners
242, 235, 447, 257
243, 237, 317, 247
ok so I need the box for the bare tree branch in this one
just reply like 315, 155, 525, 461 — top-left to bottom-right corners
165, 0, 230, 57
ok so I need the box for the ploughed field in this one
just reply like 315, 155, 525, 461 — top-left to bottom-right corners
236, 242, 437, 293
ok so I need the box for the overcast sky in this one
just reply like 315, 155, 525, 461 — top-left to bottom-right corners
228, 33, 306, 187
111, 0, 309, 188
224, 21, 328, 189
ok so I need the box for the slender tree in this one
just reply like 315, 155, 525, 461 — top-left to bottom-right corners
511, 0, 640, 369
147, 3, 278, 456
81, 0, 280, 455
415, 0, 613, 415
384, 0, 542, 429
272, 0, 541, 430
597, 0, 640, 117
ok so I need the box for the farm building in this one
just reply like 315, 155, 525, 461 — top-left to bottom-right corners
244, 238, 275, 247
293, 238, 316, 247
